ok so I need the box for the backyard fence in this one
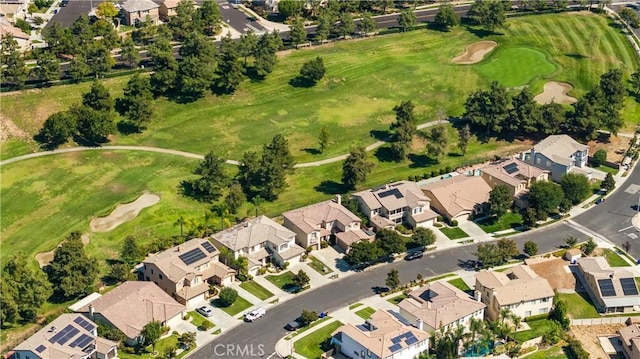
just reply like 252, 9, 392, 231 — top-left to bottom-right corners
571, 317, 628, 326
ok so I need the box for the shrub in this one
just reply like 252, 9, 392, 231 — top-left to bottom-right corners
257, 267, 267, 275
218, 287, 238, 307
450, 220, 458, 227
433, 223, 442, 227
199, 320, 213, 331
283, 261, 290, 269
306, 246, 313, 254
395, 224, 410, 234
591, 149, 607, 167
445, 165, 452, 173
320, 241, 328, 249
437, 215, 444, 222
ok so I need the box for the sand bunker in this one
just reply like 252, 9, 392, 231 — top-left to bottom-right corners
90, 193, 160, 232
534, 81, 577, 105
452, 41, 498, 64
35, 234, 91, 267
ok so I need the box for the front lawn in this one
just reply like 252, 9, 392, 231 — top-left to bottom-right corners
516, 318, 554, 342
557, 292, 599, 319
447, 278, 471, 292
308, 256, 333, 274
187, 311, 213, 330
239, 280, 274, 300
294, 321, 343, 359
355, 307, 376, 320
387, 293, 408, 305
595, 165, 618, 175
476, 212, 523, 233
212, 295, 252, 316
440, 227, 469, 240
603, 248, 631, 267
119, 334, 195, 359
265, 271, 297, 291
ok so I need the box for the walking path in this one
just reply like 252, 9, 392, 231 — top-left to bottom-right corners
0, 120, 448, 167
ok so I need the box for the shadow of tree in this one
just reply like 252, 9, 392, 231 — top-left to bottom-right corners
565, 53, 589, 60
374, 146, 398, 163
302, 148, 321, 155
314, 180, 348, 195
408, 153, 435, 168
289, 76, 316, 88
370, 129, 391, 141
117, 120, 142, 135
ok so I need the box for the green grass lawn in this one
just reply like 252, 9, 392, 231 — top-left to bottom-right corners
525, 346, 568, 359
387, 293, 408, 305
308, 256, 333, 274
603, 248, 631, 267
239, 280, 275, 300
212, 295, 252, 316
265, 271, 296, 291
118, 334, 195, 359
558, 292, 599, 319
595, 165, 619, 175
349, 303, 363, 310
477, 47, 557, 87
355, 307, 376, 320
292, 316, 333, 337
516, 318, 554, 343
476, 212, 523, 233
447, 278, 471, 291
440, 226, 469, 240
188, 311, 213, 330
294, 320, 343, 359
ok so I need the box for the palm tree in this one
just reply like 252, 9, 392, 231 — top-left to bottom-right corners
469, 317, 484, 355
218, 246, 233, 266
188, 218, 204, 237
211, 202, 229, 230
499, 308, 511, 326
233, 256, 249, 280
510, 314, 522, 342
252, 195, 263, 217
174, 215, 186, 238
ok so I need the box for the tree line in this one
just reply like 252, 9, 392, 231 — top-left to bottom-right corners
344, 227, 436, 266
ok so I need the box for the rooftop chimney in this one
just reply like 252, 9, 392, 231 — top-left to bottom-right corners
416, 318, 424, 331
336, 194, 342, 205
89, 304, 95, 319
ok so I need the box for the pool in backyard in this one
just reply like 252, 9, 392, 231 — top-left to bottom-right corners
461, 339, 495, 357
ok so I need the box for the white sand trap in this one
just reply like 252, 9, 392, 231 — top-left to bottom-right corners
35, 250, 55, 268
534, 81, 577, 105
452, 41, 498, 64
90, 193, 160, 232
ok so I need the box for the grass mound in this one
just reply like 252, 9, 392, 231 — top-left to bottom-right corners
477, 47, 557, 87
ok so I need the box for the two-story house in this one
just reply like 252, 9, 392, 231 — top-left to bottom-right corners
353, 181, 438, 230
331, 310, 430, 359
398, 281, 485, 333
121, 0, 160, 26
212, 216, 305, 275
576, 257, 640, 314
420, 175, 493, 223
479, 158, 549, 208
283, 195, 374, 252
141, 237, 236, 305
521, 134, 589, 182
618, 319, 640, 359
12, 313, 118, 359
475, 265, 554, 321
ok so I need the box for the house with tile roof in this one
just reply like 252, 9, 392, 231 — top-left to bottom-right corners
75, 281, 185, 345
121, 0, 159, 25
141, 237, 236, 305
212, 216, 305, 275
421, 175, 492, 223
331, 310, 430, 359
12, 313, 118, 359
353, 181, 438, 230
479, 157, 549, 208
475, 265, 554, 321
283, 195, 374, 252
618, 318, 640, 359
0, 17, 30, 51
576, 257, 640, 314
521, 134, 589, 182
398, 281, 486, 333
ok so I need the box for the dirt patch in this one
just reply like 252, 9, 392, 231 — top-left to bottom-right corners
528, 257, 576, 291
35, 250, 55, 268
90, 193, 160, 232
571, 324, 625, 359
533, 81, 577, 105
0, 114, 29, 143
588, 135, 631, 165
452, 41, 498, 64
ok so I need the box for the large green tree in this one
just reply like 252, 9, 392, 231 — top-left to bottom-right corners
189, 151, 229, 202
224, 182, 246, 214
457, 124, 472, 155
149, 34, 178, 95
1, 253, 53, 324
426, 126, 449, 163
119, 73, 154, 131
397, 9, 416, 32
121, 235, 145, 267
601, 172, 616, 193
71, 105, 116, 145
344, 241, 383, 265
509, 88, 540, 134
278, 0, 303, 18
47, 232, 98, 300
333, 12, 354, 38
468, 0, 507, 33
560, 173, 590, 205
83, 80, 114, 112
358, 12, 377, 35
375, 229, 406, 255
488, 185, 512, 218
289, 17, 307, 47
434, 1, 460, 30
1, 34, 28, 89
177, 32, 216, 98
37, 111, 76, 149
390, 100, 416, 160
197, 0, 221, 35
528, 181, 564, 217
32, 50, 60, 85
216, 33, 244, 93
412, 227, 436, 247
315, 14, 332, 42
342, 146, 373, 189
299, 56, 326, 83
464, 81, 511, 135
253, 34, 278, 78
119, 36, 141, 68
141, 321, 162, 353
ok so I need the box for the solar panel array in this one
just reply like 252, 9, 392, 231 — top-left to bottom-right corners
179, 248, 207, 265
35, 345, 46, 353
73, 316, 95, 332
201, 241, 216, 253
620, 278, 639, 296
388, 331, 419, 352
378, 188, 403, 199
48, 325, 80, 345
598, 279, 617, 297
388, 344, 402, 352
70, 334, 93, 349
503, 162, 519, 175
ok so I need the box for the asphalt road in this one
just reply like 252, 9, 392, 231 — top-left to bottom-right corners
45, 0, 94, 29
574, 162, 640, 259
612, 3, 640, 41
192, 221, 586, 359
216, 0, 267, 35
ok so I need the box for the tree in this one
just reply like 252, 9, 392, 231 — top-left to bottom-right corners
539, 102, 565, 135
601, 172, 616, 193
37, 112, 76, 149
96, 1, 118, 19
497, 238, 519, 262
216, 33, 244, 93
468, 0, 507, 33
257, 134, 296, 200
565, 236, 578, 248
87, 45, 115, 78
620, 8, 639, 25
522, 207, 538, 229
141, 321, 162, 353
583, 238, 597, 255
174, 215, 186, 238
197, 0, 221, 35
278, 0, 302, 18
528, 181, 564, 215
120, 36, 140, 69
474, 243, 502, 268
238, 29, 257, 66
560, 173, 590, 205
1, 34, 28, 89
0, 253, 52, 324
119, 73, 153, 131
32, 50, 60, 85
591, 149, 607, 167
149, 34, 178, 95
412, 227, 436, 247
434, 1, 460, 30
488, 185, 512, 218
523, 241, 538, 257
219, 287, 238, 307
289, 17, 307, 47
253, 34, 278, 78
549, 295, 570, 330
68, 54, 91, 82
397, 9, 416, 32
342, 146, 373, 189
390, 100, 416, 160
46, 232, 98, 300
386, 268, 400, 290
344, 240, 383, 265
375, 229, 406, 255
509, 88, 540, 134
109, 262, 132, 282
83, 80, 114, 112
211, 202, 230, 230
631, 68, 640, 95
457, 124, 472, 155
178, 332, 197, 350
28, 2, 38, 17
334, 12, 354, 38
71, 105, 116, 145
224, 182, 246, 214
190, 151, 229, 202
315, 14, 332, 42
426, 126, 449, 163
170, 0, 197, 40
293, 269, 311, 288
121, 235, 144, 267
237, 151, 261, 197
299, 56, 326, 83
464, 81, 510, 135
598, 69, 625, 135
318, 125, 330, 153
300, 309, 318, 326
358, 12, 377, 35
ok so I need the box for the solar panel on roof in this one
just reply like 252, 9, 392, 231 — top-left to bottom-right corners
388, 344, 403, 352
405, 336, 419, 345
35, 345, 46, 353
73, 316, 95, 332
503, 162, 519, 175
391, 336, 402, 344
57, 327, 79, 345
378, 188, 403, 199
598, 279, 617, 297
49, 325, 74, 343
201, 241, 216, 253
179, 248, 207, 265
620, 278, 639, 296
70, 334, 93, 349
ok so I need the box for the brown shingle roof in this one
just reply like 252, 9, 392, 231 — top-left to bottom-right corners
283, 199, 360, 234
421, 175, 492, 218
475, 265, 554, 305
212, 216, 295, 251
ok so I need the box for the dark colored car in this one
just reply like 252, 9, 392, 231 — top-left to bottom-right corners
372, 286, 390, 294
404, 251, 424, 261
285, 317, 303, 331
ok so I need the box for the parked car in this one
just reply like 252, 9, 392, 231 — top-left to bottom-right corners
596, 198, 605, 204
196, 306, 213, 317
285, 317, 303, 331
404, 251, 424, 261
372, 286, 390, 294
245, 307, 266, 322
